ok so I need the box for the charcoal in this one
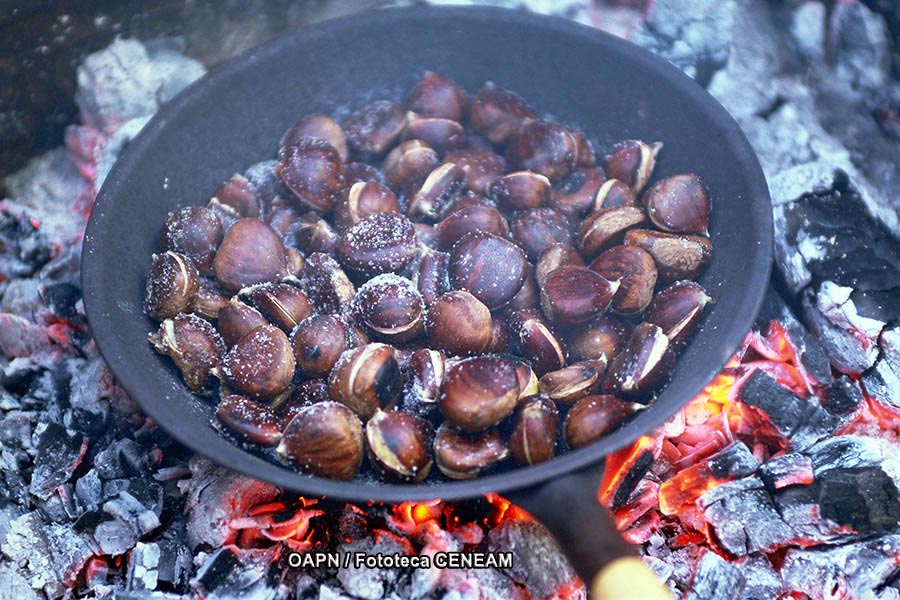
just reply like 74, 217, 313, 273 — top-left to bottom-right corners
337, 536, 400, 600
0, 446, 29, 506
781, 534, 900, 599
0, 564, 41, 600
191, 545, 281, 600
683, 551, 744, 600
0, 278, 42, 317
178, 457, 280, 549
127, 542, 161, 591
815, 467, 900, 532
40, 281, 82, 322
486, 517, 577, 600
155, 520, 192, 588
94, 438, 148, 479
0, 313, 53, 359
863, 356, 900, 411
0, 208, 53, 282
737, 554, 782, 600
102, 490, 162, 538
95, 515, 140, 556
739, 370, 839, 449
113, 592, 185, 600
318, 585, 353, 600
1, 511, 93, 597
0, 411, 33, 448
758, 453, 814, 490
699, 477, 795, 556
28, 421, 88, 500
94, 116, 151, 189
820, 375, 863, 415
882, 324, 900, 371
755, 289, 833, 384
805, 435, 887, 474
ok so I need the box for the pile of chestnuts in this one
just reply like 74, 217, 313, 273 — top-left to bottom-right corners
145, 72, 715, 483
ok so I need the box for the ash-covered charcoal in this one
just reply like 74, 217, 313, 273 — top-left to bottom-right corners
739, 370, 839, 450
736, 554, 782, 600
28, 421, 89, 500
820, 375, 864, 416
127, 541, 161, 591
862, 356, 900, 411
486, 518, 579, 600
0, 564, 41, 600
683, 551, 744, 600
93, 438, 149, 479
336, 535, 405, 600
191, 545, 282, 600
758, 453, 813, 491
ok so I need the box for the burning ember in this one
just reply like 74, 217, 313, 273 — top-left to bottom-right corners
3, 1, 900, 599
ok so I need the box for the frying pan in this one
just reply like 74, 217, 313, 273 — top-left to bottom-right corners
82, 5, 772, 596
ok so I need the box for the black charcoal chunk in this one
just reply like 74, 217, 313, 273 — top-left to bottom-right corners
28, 422, 88, 500
684, 551, 744, 600
821, 375, 863, 415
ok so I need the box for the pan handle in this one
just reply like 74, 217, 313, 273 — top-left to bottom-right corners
505, 460, 672, 600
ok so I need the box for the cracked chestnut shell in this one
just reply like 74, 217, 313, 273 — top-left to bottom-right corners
509, 395, 559, 465
578, 206, 647, 259
592, 178, 637, 211
439, 355, 520, 432
444, 149, 506, 195
216, 298, 268, 347
406, 162, 467, 222
539, 266, 619, 325
507, 119, 578, 181
564, 395, 634, 448
551, 167, 606, 217
327, 343, 403, 419
603, 322, 675, 401
565, 315, 631, 362
150, 313, 225, 393
215, 394, 282, 446
433, 423, 508, 479
469, 82, 538, 144
404, 348, 445, 406
425, 290, 493, 356
213, 218, 286, 293
279, 114, 348, 162
407, 72, 469, 122
290, 314, 349, 379
402, 114, 466, 156
221, 324, 295, 401
338, 212, 418, 277
277, 401, 364, 480
503, 263, 540, 312
365, 409, 433, 482
162, 207, 224, 276
299, 252, 355, 314
144, 251, 200, 321
449, 231, 528, 310
384, 140, 440, 190
488, 171, 551, 211
276, 137, 344, 212
539, 359, 607, 405
194, 278, 229, 320
351, 274, 425, 343
333, 181, 401, 232
624, 229, 713, 283
210, 173, 261, 220
510, 207, 573, 261
436, 203, 508, 250
644, 280, 714, 347
242, 282, 314, 333
535, 243, 585, 286
507, 309, 568, 376
343, 100, 406, 157
602, 139, 662, 193
643, 173, 711, 235
589, 245, 658, 317
294, 214, 340, 256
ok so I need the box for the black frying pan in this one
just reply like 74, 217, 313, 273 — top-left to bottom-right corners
82, 5, 772, 595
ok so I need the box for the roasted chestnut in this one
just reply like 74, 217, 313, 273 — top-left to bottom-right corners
503, 263, 540, 312
444, 149, 506, 195
434, 423, 508, 479
264, 196, 304, 239
284, 246, 306, 278
403, 348, 445, 407
487, 315, 511, 354
342, 100, 406, 157
402, 114, 466, 156
488, 171, 551, 212
436, 203, 509, 250
162, 207, 224, 276
210, 173, 261, 219
624, 229, 712, 282
337, 212, 419, 278
279, 379, 332, 425
551, 167, 606, 217
449, 231, 528, 310
277, 401, 364, 480
425, 290, 493, 356
539, 266, 619, 325
508, 395, 559, 465
589, 245, 658, 317
507, 309, 568, 376
299, 252, 356, 314
194, 278, 229, 320
407, 72, 469, 122
439, 355, 520, 432
149, 313, 225, 393
242, 282, 314, 333
221, 324, 295, 401
565, 315, 631, 362
539, 360, 606, 405
294, 213, 340, 256
406, 163, 467, 222
535, 243, 585, 286
564, 395, 634, 448
510, 207, 573, 261
384, 140, 440, 190
365, 409, 433, 482
509, 356, 540, 400
602, 139, 662, 193
642, 174, 711, 235
144, 251, 200, 321
215, 394, 282, 446
603, 322, 674, 401
568, 128, 596, 168
290, 314, 349, 379
279, 114, 348, 162
408, 246, 450, 306
344, 161, 384, 185
469, 82, 537, 144
327, 343, 403, 419
592, 178, 637, 211
213, 218, 286, 293
578, 206, 647, 259
643, 280, 713, 347
506, 119, 578, 181
276, 137, 344, 212
351, 274, 425, 343
333, 181, 402, 232
216, 298, 269, 347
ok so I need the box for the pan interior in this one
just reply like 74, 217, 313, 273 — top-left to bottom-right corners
82, 6, 772, 503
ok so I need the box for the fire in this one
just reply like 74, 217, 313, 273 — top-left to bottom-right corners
484, 493, 531, 523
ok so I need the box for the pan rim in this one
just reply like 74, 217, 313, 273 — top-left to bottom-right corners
82, 4, 773, 503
